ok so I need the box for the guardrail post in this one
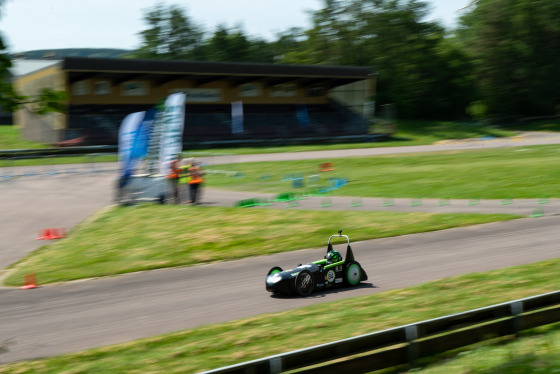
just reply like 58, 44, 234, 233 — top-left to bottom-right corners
511, 301, 524, 336
269, 357, 282, 374
405, 325, 418, 365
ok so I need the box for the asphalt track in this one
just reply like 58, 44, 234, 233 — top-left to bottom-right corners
1, 134, 559, 365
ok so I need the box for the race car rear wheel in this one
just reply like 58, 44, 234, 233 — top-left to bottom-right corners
345, 261, 362, 286
295, 270, 314, 297
267, 266, 283, 276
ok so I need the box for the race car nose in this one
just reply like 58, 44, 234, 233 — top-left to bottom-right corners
266, 274, 282, 286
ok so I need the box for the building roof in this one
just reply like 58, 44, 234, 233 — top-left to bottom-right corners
61, 57, 374, 89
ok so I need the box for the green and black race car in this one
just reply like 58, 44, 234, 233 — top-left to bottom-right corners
265, 231, 368, 296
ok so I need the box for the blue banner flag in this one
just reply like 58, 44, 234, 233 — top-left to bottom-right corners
119, 111, 146, 186
130, 108, 156, 161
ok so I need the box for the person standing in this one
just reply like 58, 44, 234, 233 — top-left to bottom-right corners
188, 159, 205, 204
167, 155, 189, 204
179, 157, 193, 187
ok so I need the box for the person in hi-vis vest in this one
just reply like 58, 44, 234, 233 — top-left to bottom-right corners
166, 155, 190, 204
187, 159, 205, 204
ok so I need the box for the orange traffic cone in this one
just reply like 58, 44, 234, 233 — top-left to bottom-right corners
50, 228, 62, 239
48, 228, 57, 239
36, 228, 66, 240
36, 228, 51, 240
319, 162, 335, 172
20, 273, 38, 289
51, 228, 66, 239
58, 228, 66, 238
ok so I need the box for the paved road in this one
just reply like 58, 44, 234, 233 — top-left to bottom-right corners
0, 168, 115, 270
1, 134, 559, 364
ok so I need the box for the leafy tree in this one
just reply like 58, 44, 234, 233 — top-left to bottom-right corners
198, 25, 274, 63
300, 0, 365, 66
245, 38, 276, 64
206, 25, 247, 61
0, 39, 24, 112
269, 28, 309, 64
135, 3, 203, 59
459, 0, 560, 118
133, 0, 476, 119
0, 1, 67, 115
136, 6, 276, 63
292, 0, 475, 119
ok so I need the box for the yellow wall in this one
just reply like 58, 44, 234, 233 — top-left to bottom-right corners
68, 78, 332, 106
13, 64, 66, 131
15, 64, 65, 96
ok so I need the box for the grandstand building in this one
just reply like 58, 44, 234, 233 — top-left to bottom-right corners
13, 57, 376, 147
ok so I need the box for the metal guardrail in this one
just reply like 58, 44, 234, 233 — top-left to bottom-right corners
0, 154, 118, 180
0, 145, 118, 158
200, 290, 560, 374
0, 134, 384, 158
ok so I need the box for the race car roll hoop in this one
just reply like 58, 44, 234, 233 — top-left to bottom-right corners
265, 230, 368, 296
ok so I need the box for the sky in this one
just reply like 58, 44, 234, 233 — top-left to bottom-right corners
1, 0, 473, 53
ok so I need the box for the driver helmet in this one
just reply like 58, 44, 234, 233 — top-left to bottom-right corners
326, 250, 342, 264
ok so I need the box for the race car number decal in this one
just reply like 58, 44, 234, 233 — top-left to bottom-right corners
326, 270, 336, 283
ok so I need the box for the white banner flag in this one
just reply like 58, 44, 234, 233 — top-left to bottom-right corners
158, 93, 187, 176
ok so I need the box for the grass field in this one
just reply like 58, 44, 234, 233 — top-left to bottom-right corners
0, 125, 50, 149
1, 147, 554, 297
412, 324, 560, 373
1, 122, 559, 373
0, 257, 558, 373
9, 144, 560, 285
207, 145, 560, 199
2, 205, 519, 286
0, 120, 518, 160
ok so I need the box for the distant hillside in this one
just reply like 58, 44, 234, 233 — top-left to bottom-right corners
12, 48, 134, 60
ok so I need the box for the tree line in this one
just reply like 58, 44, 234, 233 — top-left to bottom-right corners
133, 0, 560, 121
1, 0, 559, 122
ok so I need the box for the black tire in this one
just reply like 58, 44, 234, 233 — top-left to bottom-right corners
295, 270, 314, 297
345, 261, 362, 287
267, 266, 283, 276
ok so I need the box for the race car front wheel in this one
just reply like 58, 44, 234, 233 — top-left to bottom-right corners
295, 270, 314, 297
345, 261, 362, 286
